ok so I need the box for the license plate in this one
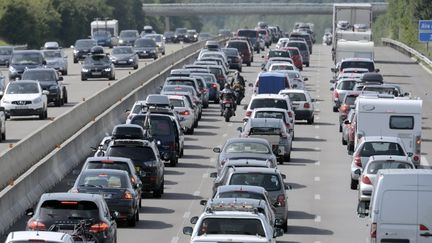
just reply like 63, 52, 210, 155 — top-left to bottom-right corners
15, 106, 28, 109
119, 61, 127, 64
103, 193, 112, 199
225, 104, 231, 107
92, 72, 101, 75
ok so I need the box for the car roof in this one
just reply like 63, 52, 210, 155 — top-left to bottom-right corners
362, 136, 403, 143
252, 94, 287, 99
252, 107, 288, 113
6, 231, 71, 242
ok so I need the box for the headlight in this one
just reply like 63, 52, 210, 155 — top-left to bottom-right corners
9, 66, 16, 72
128, 58, 133, 62
81, 68, 89, 72
110, 57, 116, 61
194, 35, 197, 38
33, 97, 42, 103
119, 39, 124, 44
73, 49, 78, 54
104, 68, 111, 72
174, 35, 178, 38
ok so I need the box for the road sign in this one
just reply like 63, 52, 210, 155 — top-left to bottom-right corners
419, 20, 432, 42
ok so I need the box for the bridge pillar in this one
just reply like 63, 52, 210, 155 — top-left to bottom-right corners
165, 16, 170, 32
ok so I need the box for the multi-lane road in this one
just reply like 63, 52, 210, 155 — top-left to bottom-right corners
2, 43, 432, 243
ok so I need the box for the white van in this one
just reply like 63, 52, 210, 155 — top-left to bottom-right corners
335, 39, 374, 64
355, 96, 422, 165
363, 169, 432, 243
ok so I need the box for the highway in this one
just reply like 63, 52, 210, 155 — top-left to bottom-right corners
0, 44, 185, 152
2, 43, 432, 243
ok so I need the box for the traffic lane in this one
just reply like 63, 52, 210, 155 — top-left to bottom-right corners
374, 46, 432, 166
0, 44, 185, 152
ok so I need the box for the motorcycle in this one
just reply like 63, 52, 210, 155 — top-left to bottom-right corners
222, 98, 234, 122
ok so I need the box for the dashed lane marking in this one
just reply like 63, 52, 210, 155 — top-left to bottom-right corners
314, 176, 321, 182
314, 194, 321, 200
314, 125, 320, 129
314, 215, 321, 222
183, 211, 190, 219
315, 161, 321, 166
193, 191, 200, 196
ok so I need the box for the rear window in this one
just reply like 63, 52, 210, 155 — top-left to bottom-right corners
86, 161, 131, 174
170, 99, 185, 107
390, 116, 414, 130
367, 161, 413, 174
218, 191, 265, 200
363, 87, 399, 96
288, 48, 300, 56
150, 117, 174, 136
254, 111, 285, 120
250, 98, 288, 110
340, 61, 375, 72
227, 41, 248, 50
360, 142, 405, 157
250, 127, 280, 135
238, 30, 257, 38
337, 80, 356, 90
269, 50, 290, 58
39, 200, 99, 221
229, 173, 282, 191
287, 93, 306, 101
78, 173, 127, 188
197, 218, 264, 236
287, 42, 306, 51
224, 142, 270, 154
107, 146, 156, 162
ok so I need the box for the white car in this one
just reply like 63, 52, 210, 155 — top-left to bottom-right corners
279, 89, 315, 124
244, 94, 294, 123
250, 107, 295, 139
358, 155, 414, 205
268, 62, 295, 72
168, 95, 196, 134
1, 80, 48, 120
5, 231, 74, 243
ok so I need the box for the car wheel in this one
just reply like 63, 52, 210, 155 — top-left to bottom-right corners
247, 62, 251, 67
187, 126, 194, 135
350, 178, 358, 190
162, 52, 165, 55
347, 144, 354, 153
139, 198, 142, 208
307, 116, 314, 124
284, 153, 291, 162
73, 58, 78, 64
81, 76, 87, 81
342, 136, 347, 145
154, 56, 158, 60
214, 98, 220, 104
62, 70, 68, 76
109, 74, 115, 80
277, 157, 284, 165
153, 182, 163, 198
2, 128, 5, 141
63, 90, 68, 104
194, 120, 198, 128
306, 62, 310, 67
127, 215, 136, 227
135, 209, 139, 221
5, 114, 9, 120
180, 147, 184, 157
203, 102, 209, 108
134, 65, 138, 70
55, 96, 62, 107
238, 67, 242, 72
282, 220, 288, 232
339, 124, 342, 132
39, 111, 45, 120
170, 156, 178, 167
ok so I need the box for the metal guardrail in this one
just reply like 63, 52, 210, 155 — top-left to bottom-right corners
382, 38, 432, 69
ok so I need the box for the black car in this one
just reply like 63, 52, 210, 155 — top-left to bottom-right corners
25, 192, 117, 243
81, 46, 115, 81
185, 29, 198, 43
22, 68, 67, 106
174, 28, 187, 43
0, 46, 13, 66
164, 31, 175, 43
133, 38, 158, 59
8, 50, 46, 80
72, 39, 97, 63
104, 139, 164, 198
119, 30, 140, 46
71, 169, 140, 226
110, 46, 139, 70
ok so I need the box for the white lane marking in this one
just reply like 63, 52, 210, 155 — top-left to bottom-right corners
222, 133, 228, 137
210, 158, 216, 162
193, 191, 200, 196
317, 95, 320, 98
202, 173, 209, 178
314, 176, 321, 182
183, 211, 190, 219
314, 147, 321, 151
422, 156, 430, 166
314, 194, 321, 200
420, 62, 432, 74
316, 101, 321, 105
316, 109, 321, 112
314, 135, 320, 139
315, 161, 321, 166
315, 241, 322, 243
314, 215, 321, 222
171, 237, 179, 243
314, 125, 320, 129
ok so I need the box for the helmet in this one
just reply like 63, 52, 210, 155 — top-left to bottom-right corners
224, 83, 230, 89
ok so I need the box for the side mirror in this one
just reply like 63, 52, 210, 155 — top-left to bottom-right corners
111, 211, 120, 220
190, 216, 199, 224
303, 77, 308, 81
200, 199, 208, 206
243, 118, 249, 123
42, 60, 47, 65
58, 76, 64, 81
183, 226, 193, 236
273, 228, 284, 238
261, 55, 265, 58
237, 127, 243, 132
25, 208, 34, 216
213, 147, 221, 153
311, 98, 316, 102
329, 79, 336, 84
404, 92, 410, 97
375, 68, 380, 73
330, 87, 334, 91
209, 172, 217, 178
281, 174, 286, 179
407, 152, 413, 157
354, 169, 361, 175
285, 184, 292, 190
42, 90, 49, 95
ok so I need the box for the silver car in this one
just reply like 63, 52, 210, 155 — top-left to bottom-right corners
143, 34, 166, 55
42, 49, 68, 75
331, 78, 357, 112
168, 95, 196, 134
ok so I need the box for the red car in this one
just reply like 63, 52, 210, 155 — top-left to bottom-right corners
282, 47, 303, 71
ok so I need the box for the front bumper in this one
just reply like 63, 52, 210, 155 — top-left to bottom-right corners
112, 60, 137, 67
82, 70, 112, 79
136, 51, 157, 58
6, 107, 43, 116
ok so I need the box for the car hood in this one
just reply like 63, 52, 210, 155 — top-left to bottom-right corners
10, 64, 43, 71
39, 82, 58, 90
112, 54, 135, 60
3, 93, 41, 101
46, 58, 64, 64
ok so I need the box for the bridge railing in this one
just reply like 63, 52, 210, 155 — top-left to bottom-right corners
382, 38, 432, 69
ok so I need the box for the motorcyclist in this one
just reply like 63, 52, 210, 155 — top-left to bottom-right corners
220, 83, 237, 115
231, 73, 245, 105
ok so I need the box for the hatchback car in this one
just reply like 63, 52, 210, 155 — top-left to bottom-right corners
71, 169, 140, 226
25, 192, 117, 243
226, 40, 252, 66
244, 94, 294, 122
279, 89, 315, 124
134, 38, 158, 59
169, 95, 196, 134
1, 80, 48, 119
250, 107, 295, 139
118, 29, 140, 46
110, 46, 139, 69
331, 78, 357, 112
350, 136, 408, 189
221, 47, 242, 72
338, 91, 359, 132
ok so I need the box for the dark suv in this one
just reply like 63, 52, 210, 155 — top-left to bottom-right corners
25, 192, 117, 243
237, 29, 260, 53
104, 139, 165, 198
174, 28, 187, 43
8, 50, 46, 80
22, 68, 68, 107
72, 39, 97, 63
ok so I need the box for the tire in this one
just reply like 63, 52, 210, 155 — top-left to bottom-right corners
238, 67, 242, 72
307, 116, 314, 124
62, 70, 68, 75
282, 220, 288, 232
306, 62, 310, 67
127, 214, 136, 227
277, 157, 284, 165
39, 110, 46, 120
139, 198, 142, 208
247, 62, 251, 67
333, 106, 338, 112
63, 91, 68, 104
187, 126, 194, 135
203, 102, 208, 108
2, 129, 5, 141
153, 181, 163, 198
170, 156, 178, 167
224, 116, 230, 122
339, 124, 342, 133
73, 58, 78, 64
134, 65, 138, 70
348, 143, 354, 153
214, 98, 220, 104
350, 178, 358, 190
81, 76, 87, 81
180, 147, 184, 158
136, 209, 139, 221
193, 120, 198, 128
5, 114, 9, 120
342, 136, 347, 145
55, 96, 62, 107
109, 75, 115, 80
284, 153, 291, 162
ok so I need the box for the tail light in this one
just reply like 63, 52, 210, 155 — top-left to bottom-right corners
90, 223, 110, 233
287, 111, 293, 118
415, 136, 421, 154
245, 111, 252, 117
370, 223, 376, 239
27, 220, 46, 231
212, 83, 217, 88
179, 110, 190, 116
420, 224, 429, 231
333, 91, 339, 99
362, 175, 372, 185
122, 191, 133, 200
340, 104, 349, 113
354, 154, 362, 167
131, 176, 136, 184
303, 103, 310, 109
277, 194, 285, 207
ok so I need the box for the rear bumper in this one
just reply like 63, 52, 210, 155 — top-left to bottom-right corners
294, 110, 313, 120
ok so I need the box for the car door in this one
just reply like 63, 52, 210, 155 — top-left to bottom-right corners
417, 179, 432, 242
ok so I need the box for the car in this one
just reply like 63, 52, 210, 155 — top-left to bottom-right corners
70, 169, 140, 226
160, 85, 202, 120
72, 39, 97, 63
191, 75, 209, 108
239, 118, 292, 163
289, 31, 313, 54
118, 29, 140, 46
244, 94, 294, 121
25, 192, 117, 243
262, 58, 294, 71
164, 76, 201, 100
8, 50, 46, 80
183, 207, 283, 242
134, 38, 158, 59
331, 78, 358, 112
249, 107, 295, 139
226, 40, 252, 66
185, 29, 198, 42
168, 94, 196, 134
104, 139, 164, 198
361, 83, 405, 96
198, 51, 229, 68
218, 29, 232, 38
257, 28, 272, 48
190, 72, 220, 104
22, 68, 67, 107
1, 80, 48, 120
163, 31, 175, 43
143, 33, 166, 55
5, 231, 74, 243
286, 40, 310, 67
92, 30, 113, 48
342, 109, 355, 146
223, 167, 290, 232
0, 46, 13, 66
174, 28, 188, 43
279, 89, 314, 124
283, 47, 303, 71
198, 32, 213, 41
350, 136, 409, 190
110, 46, 139, 69
265, 49, 291, 61
81, 46, 115, 81
338, 91, 359, 132
358, 155, 414, 207
213, 137, 277, 174
237, 29, 260, 53
42, 49, 68, 75
276, 38, 289, 49
142, 25, 156, 35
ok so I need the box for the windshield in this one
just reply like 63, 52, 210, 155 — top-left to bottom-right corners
11, 52, 43, 65
250, 127, 281, 135
341, 61, 375, 72
269, 50, 290, 58
120, 31, 137, 38
130, 115, 173, 136
170, 98, 185, 107
135, 39, 156, 48
254, 111, 285, 120
43, 50, 62, 58
144, 35, 162, 42
367, 161, 413, 174
360, 142, 406, 157
225, 142, 270, 154
270, 64, 293, 71
93, 31, 110, 37
197, 218, 265, 236
78, 172, 128, 189
230, 173, 282, 191
6, 83, 39, 94
227, 42, 248, 50
107, 146, 156, 162
86, 161, 131, 175
39, 200, 99, 221
0, 47, 12, 55
112, 47, 133, 54
250, 99, 288, 110
84, 55, 110, 65
75, 40, 96, 48
175, 29, 187, 34
22, 71, 56, 82
337, 80, 356, 90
